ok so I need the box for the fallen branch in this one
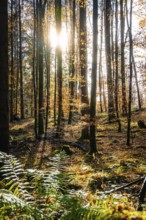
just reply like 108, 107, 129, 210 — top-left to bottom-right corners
105, 177, 145, 195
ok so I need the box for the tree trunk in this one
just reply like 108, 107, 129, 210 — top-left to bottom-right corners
55, 0, 63, 134
115, 0, 121, 132
38, 0, 44, 136
45, 6, 51, 135
132, 53, 142, 110
10, 0, 14, 122
120, 0, 127, 115
19, 0, 24, 119
68, 0, 76, 125
126, 0, 133, 146
98, 7, 103, 113
90, 0, 98, 153
104, 0, 115, 122
32, 0, 38, 137
79, 0, 89, 139
0, 0, 9, 153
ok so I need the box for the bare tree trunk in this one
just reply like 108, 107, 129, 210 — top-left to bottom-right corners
0, 0, 9, 153
55, 0, 63, 134
45, 5, 51, 134
32, 0, 38, 137
68, 0, 76, 125
79, 0, 89, 139
115, 0, 121, 132
37, 0, 47, 136
19, 0, 24, 119
99, 7, 103, 113
132, 54, 142, 110
90, 0, 98, 153
10, 0, 14, 122
54, 55, 57, 126
126, 0, 133, 146
104, 0, 115, 122
120, 0, 127, 115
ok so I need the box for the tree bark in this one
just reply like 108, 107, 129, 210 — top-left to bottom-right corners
38, 0, 45, 135
19, 0, 24, 119
55, 0, 63, 134
115, 0, 121, 132
120, 0, 127, 115
68, 0, 76, 125
126, 0, 133, 146
79, 0, 89, 139
104, 0, 115, 122
90, 0, 98, 153
10, 0, 14, 122
0, 0, 9, 153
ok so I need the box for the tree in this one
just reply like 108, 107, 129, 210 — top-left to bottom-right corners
19, 0, 24, 119
37, 0, 47, 136
32, 0, 38, 137
104, 0, 115, 122
98, 6, 104, 113
126, 0, 133, 146
90, 0, 98, 153
79, 0, 89, 139
68, 0, 76, 125
115, 0, 121, 132
120, 0, 127, 115
55, 0, 63, 134
0, 0, 9, 153
10, 0, 14, 122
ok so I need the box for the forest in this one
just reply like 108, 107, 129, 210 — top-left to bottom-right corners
0, 0, 146, 219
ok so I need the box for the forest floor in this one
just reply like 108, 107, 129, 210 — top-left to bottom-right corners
9, 110, 146, 219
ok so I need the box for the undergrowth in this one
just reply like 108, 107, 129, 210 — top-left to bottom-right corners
0, 151, 146, 220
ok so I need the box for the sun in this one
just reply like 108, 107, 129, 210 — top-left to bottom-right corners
49, 27, 68, 51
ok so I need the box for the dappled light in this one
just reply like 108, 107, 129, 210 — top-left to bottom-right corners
0, 0, 146, 219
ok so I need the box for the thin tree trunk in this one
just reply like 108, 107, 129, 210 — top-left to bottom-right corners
19, 0, 24, 119
32, 0, 38, 137
99, 7, 103, 113
68, 0, 75, 124
115, 0, 121, 132
45, 9, 51, 135
55, 0, 63, 134
103, 77, 107, 112
120, 0, 127, 115
54, 55, 57, 126
38, 0, 44, 135
10, 0, 14, 122
126, 0, 133, 146
132, 53, 142, 110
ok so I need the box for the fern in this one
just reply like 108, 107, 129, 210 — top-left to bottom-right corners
0, 152, 34, 204
0, 151, 74, 219
0, 151, 144, 220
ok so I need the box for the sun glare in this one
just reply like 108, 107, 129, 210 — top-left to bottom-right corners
49, 27, 68, 51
